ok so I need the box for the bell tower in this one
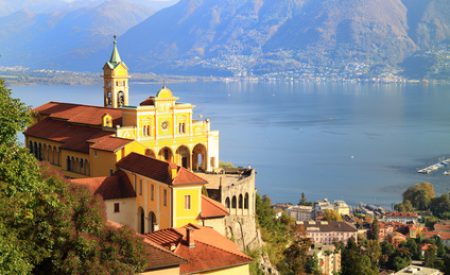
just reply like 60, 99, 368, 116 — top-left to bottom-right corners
103, 35, 129, 108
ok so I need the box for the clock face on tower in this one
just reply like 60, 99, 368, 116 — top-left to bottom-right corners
161, 120, 169, 130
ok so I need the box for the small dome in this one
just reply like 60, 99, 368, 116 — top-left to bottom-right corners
156, 86, 174, 99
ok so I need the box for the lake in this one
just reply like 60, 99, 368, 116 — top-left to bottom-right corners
10, 81, 450, 207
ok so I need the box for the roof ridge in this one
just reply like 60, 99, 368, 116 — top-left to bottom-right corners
44, 101, 123, 112
202, 195, 228, 216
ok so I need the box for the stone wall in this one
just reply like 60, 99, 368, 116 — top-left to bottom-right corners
198, 168, 259, 251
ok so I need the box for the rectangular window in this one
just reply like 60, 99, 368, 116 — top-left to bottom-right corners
163, 189, 167, 206
184, 195, 191, 210
109, 169, 113, 176
114, 203, 120, 213
139, 180, 143, 195
151, 184, 154, 201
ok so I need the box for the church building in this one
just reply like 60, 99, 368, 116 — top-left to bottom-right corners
25, 36, 219, 179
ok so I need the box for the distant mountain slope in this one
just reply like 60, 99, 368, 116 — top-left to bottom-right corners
111, 0, 448, 78
0, 0, 154, 68
1, 0, 448, 79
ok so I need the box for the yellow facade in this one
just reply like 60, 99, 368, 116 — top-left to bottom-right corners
173, 186, 202, 227
117, 87, 220, 172
121, 168, 203, 233
201, 264, 250, 275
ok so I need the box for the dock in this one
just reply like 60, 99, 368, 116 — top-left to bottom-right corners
417, 158, 450, 174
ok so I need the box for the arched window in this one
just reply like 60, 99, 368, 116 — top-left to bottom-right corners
239, 194, 243, 209
244, 193, 249, 209
67, 156, 71, 171
232, 196, 237, 209
225, 197, 230, 209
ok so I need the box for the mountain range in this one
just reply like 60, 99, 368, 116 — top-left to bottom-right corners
1, 0, 449, 80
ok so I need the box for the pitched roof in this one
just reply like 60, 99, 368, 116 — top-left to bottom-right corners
106, 221, 186, 271
117, 153, 207, 186
385, 212, 419, 218
34, 102, 123, 127
145, 224, 252, 274
200, 195, 229, 219
88, 135, 133, 152
25, 118, 131, 153
140, 96, 155, 106
70, 171, 136, 200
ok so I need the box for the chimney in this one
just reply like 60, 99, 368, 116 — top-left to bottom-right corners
186, 227, 195, 248
169, 163, 178, 180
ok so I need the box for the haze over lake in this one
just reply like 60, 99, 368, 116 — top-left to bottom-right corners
11, 82, 450, 207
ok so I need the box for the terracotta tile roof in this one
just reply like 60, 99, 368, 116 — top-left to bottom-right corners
88, 135, 133, 152
70, 171, 136, 200
145, 224, 251, 274
140, 97, 155, 106
34, 102, 122, 126
117, 153, 207, 186
25, 118, 132, 153
106, 221, 186, 271
385, 212, 419, 218
173, 167, 208, 186
423, 230, 450, 240
200, 195, 229, 219
25, 118, 112, 153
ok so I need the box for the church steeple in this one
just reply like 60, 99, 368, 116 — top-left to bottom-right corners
103, 36, 129, 108
109, 35, 122, 66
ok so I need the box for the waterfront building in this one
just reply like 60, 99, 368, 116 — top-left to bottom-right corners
145, 224, 252, 274
297, 221, 358, 245
287, 205, 313, 222
309, 244, 341, 275
393, 265, 443, 275
313, 199, 334, 219
384, 212, 419, 224
25, 37, 219, 179
334, 200, 350, 216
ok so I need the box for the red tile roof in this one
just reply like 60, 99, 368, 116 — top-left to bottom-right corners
200, 195, 229, 219
35, 102, 122, 126
88, 135, 133, 152
106, 221, 186, 271
117, 153, 208, 186
145, 224, 251, 274
385, 212, 419, 218
25, 118, 131, 153
70, 171, 136, 200
140, 97, 155, 106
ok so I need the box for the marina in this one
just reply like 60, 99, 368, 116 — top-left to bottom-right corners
417, 158, 450, 174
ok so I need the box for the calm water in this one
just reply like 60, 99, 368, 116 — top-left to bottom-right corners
10, 81, 450, 207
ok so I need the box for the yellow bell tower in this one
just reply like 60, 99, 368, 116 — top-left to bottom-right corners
103, 35, 129, 108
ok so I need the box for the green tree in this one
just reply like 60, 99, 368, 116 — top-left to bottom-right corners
365, 240, 381, 269
298, 192, 312, 206
399, 239, 420, 260
368, 218, 379, 240
0, 80, 147, 274
341, 238, 378, 275
403, 182, 435, 210
394, 200, 414, 212
391, 248, 411, 271
430, 193, 450, 219
283, 238, 311, 275
423, 245, 437, 268
323, 209, 343, 222
305, 253, 320, 275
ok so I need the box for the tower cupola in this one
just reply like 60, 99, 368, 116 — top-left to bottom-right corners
103, 36, 129, 108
